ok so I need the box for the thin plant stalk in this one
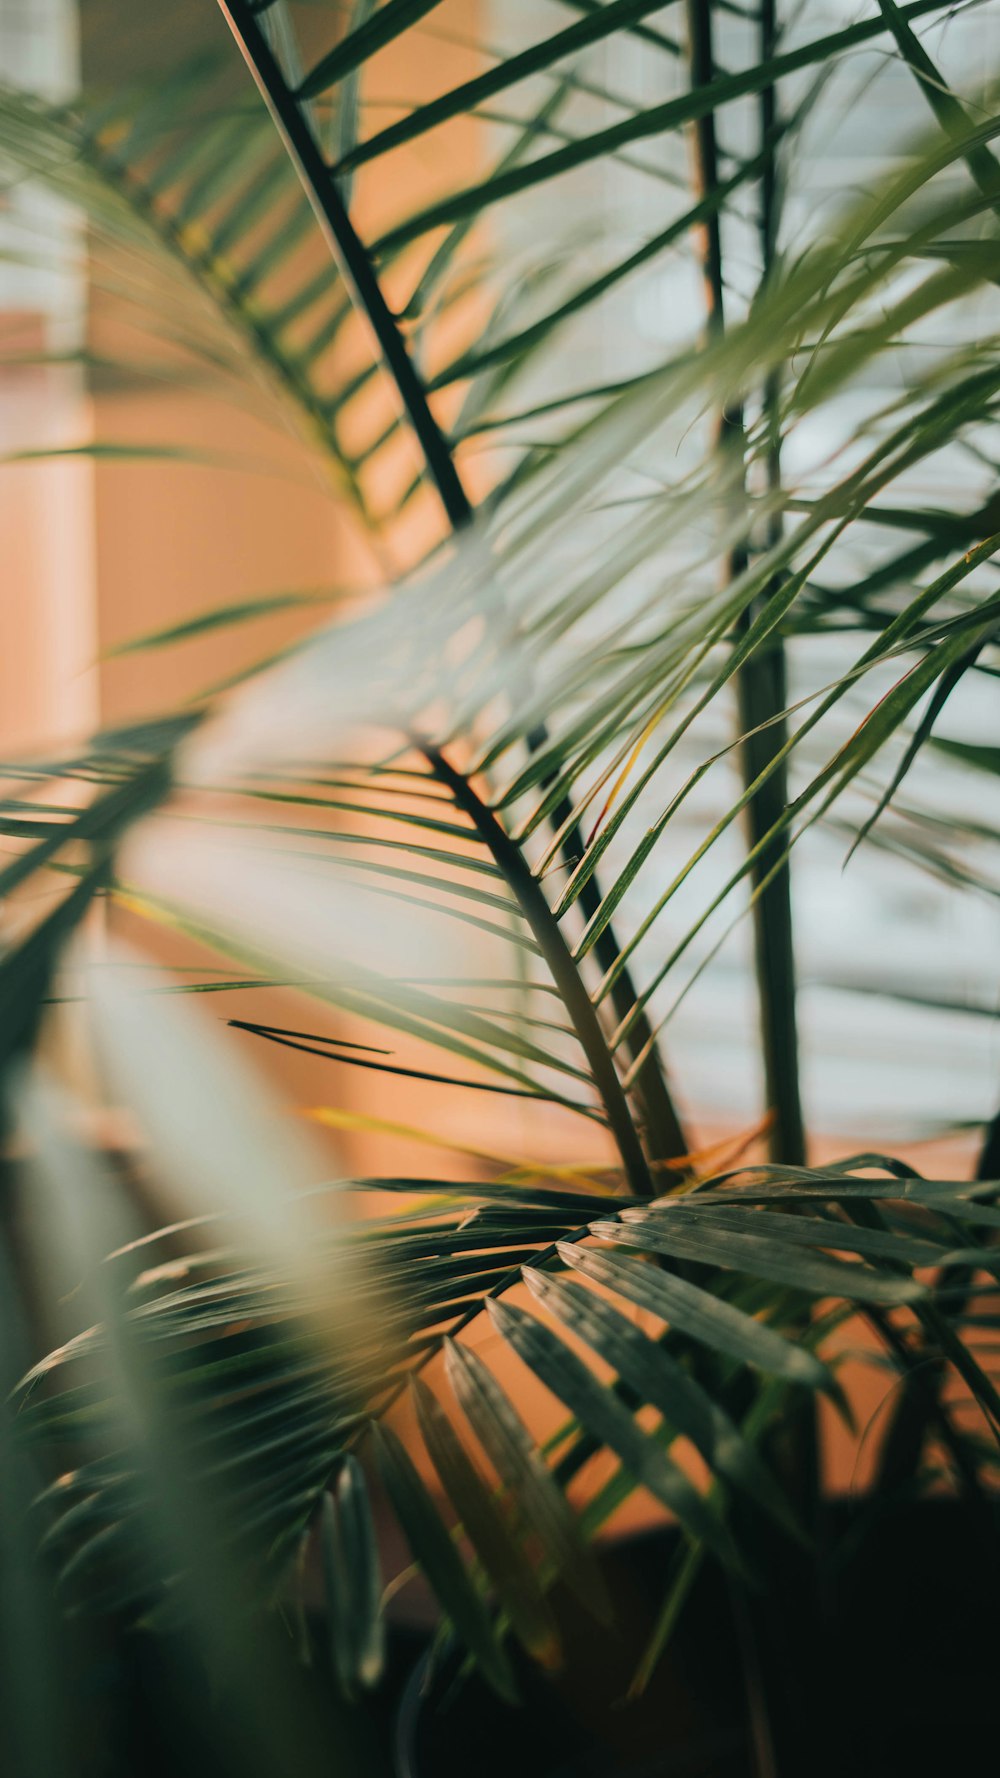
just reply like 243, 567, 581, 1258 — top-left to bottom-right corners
684, 0, 804, 1167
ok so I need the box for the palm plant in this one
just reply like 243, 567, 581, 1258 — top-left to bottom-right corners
1, 1, 1000, 1772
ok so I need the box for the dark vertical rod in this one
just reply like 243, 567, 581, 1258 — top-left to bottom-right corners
741, 0, 805, 1169
688, 17, 819, 1685
978, 1101, 1000, 1181
684, 0, 804, 1167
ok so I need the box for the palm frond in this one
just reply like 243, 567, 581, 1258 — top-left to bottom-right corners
2, 0, 1000, 1733
15, 1134, 1000, 1697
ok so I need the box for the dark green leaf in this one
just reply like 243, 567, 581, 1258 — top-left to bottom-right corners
443, 1336, 611, 1622
411, 1377, 560, 1664
299, 0, 446, 98
486, 1298, 740, 1566
369, 1420, 516, 1699
320, 1455, 384, 1697
520, 1267, 802, 1538
601, 1210, 924, 1305
556, 1242, 829, 1387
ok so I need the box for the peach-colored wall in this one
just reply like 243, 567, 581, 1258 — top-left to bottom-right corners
75, 4, 491, 1185
0, 366, 99, 752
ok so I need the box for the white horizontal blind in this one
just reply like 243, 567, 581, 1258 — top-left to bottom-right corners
0, 0, 82, 331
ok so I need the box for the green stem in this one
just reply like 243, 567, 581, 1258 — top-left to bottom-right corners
685, 0, 804, 1166
425, 746, 654, 1198
219, 0, 473, 530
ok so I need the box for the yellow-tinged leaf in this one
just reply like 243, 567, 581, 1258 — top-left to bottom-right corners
302, 1104, 614, 1191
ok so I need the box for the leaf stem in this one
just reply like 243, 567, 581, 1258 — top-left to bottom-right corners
218, 0, 473, 530
685, 0, 804, 1165
424, 746, 654, 1198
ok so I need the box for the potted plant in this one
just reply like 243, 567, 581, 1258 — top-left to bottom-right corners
1, 3, 999, 1774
